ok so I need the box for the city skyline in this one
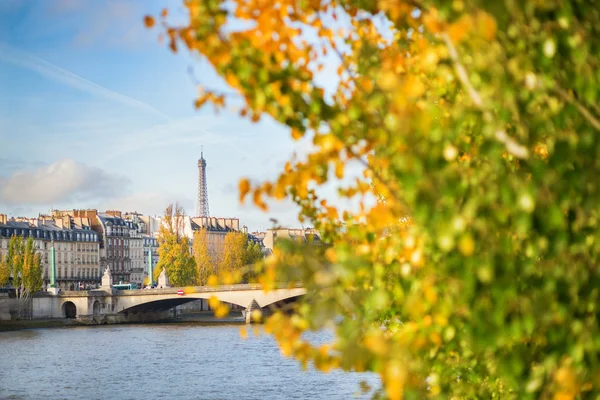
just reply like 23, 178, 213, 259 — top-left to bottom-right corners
0, 0, 326, 231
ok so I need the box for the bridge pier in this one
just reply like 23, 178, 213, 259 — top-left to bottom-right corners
245, 299, 261, 323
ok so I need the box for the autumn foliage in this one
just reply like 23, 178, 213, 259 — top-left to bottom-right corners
0, 236, 43, 319
154, 203, 196, 286
148, 1, 600, 398
193, 229, 263, 285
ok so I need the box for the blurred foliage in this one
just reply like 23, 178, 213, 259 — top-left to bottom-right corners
148, 1, 600, 398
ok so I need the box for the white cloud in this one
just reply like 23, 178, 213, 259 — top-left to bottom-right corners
0, 42, 170, 121
0, 159, 130, 205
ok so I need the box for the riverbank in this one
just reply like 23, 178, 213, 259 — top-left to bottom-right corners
0, 318, 86, 331
0, 311, 246, 331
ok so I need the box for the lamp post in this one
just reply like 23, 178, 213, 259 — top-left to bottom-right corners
48, 240, 59, 295
147, 246, 153, 287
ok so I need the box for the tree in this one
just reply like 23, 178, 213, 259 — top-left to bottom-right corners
154, 203, 196, 286
2, 236, 43, 319
218, 232, 249, 275
245, 241, 263, 266
148, 2, 600, 398
242, 240, 264, 283
193, 228, 213, 285
0, 254, 9, 287
216, 232, 264, 283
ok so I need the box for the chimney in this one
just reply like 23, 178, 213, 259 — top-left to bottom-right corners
85, 210, 98, 220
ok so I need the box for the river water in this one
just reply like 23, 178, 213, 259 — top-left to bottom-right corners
0, 323, 380, 400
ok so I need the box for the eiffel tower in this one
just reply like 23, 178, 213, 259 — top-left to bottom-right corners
195, 147, 209, 217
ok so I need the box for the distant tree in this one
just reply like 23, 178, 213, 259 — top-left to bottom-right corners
217, 232, 264, 282
193, 228, 213, 285
3, 236, 43, 319
242, 240, 265, 283
218, 232, 247, 274
154, 203, 196, 286
0, 253, 9, 286
245, 240, 263, 266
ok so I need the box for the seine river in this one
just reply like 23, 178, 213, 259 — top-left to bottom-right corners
0, 323, 380, 400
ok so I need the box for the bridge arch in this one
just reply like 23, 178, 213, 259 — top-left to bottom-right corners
114, 288, 306, 315
63, 301, 77, 319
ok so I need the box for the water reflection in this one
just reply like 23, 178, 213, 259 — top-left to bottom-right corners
0, 323, 379, 400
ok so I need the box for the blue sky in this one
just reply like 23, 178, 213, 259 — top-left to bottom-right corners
0, 0, 322, 231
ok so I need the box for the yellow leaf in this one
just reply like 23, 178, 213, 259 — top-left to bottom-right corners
207, 274, 218, 286
335, 161, 344, 179
239, 178, 251, 203
364, 330, 387, 355
214, 303, 230, 318
447, 15, 473, 44
253, 190, 268, 211
222, 271, 234, 285
144, 16, 155, 28
251, 309, 263, 322
325, 247, 338, 263
403, 76, 425, 98
280, 339, 293, 357
383, 363, 405, 400
195, 95, 208, 109
423, 8, 443, 34
291, 128, 304, 140
458, 234, 475, 256
477, 11, 497, 41
554, 394, 575, 400
377, 70, 399, 91
208, 295, 220, 309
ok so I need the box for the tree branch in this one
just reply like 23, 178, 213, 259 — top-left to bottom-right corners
442, 33, 529, 159
555, 86, 600, 132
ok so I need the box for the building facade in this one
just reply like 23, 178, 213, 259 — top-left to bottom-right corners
0, 213, 101, 290
96, 211, 134, 284
253, 227, 322, 254
142, 235, 159, 286
123, 213, 160, 287
129, 229, 144, 287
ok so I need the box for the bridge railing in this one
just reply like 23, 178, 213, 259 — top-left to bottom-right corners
114, 283, 304, 296
34, 283, 304, 297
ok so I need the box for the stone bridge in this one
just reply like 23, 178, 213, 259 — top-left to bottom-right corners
32, 284, 306, 324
